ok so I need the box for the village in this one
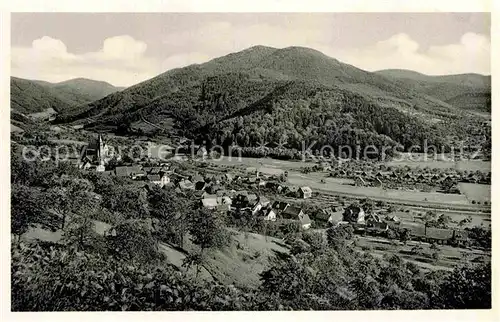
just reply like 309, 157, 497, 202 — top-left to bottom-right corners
60, 133, 490, 251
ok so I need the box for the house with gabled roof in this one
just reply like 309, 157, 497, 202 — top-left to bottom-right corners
114, 165, 145, 179
284, 185, 299, 196
399, 222, 426, 239
403, 173, 414, 180
271, 201, 290, 213
372, 177, 383, 187
452, 229, 469, 246
202, 197, 218, 210
178, 179, 194, 190
316, 207, 344, 227
299, 213, 312, 229
224, 173, 234, 182
425, 227, 454, 244
191, 174, 205, 184
262, 208, 277, 221
298, 186, 312, 199
282, 205, 304, 219
343, 204, 365, 224
258, 196, 271, 207
206, 184, 224, 195
354, 176, 366, 187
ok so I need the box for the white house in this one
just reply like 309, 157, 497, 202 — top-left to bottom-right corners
263, 208, 277, 221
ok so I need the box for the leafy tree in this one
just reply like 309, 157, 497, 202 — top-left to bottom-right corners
458, 216, 472, 228
46, 176, 97, 229
64, 215, 95, 251
147, 186, 192, 246
326, 225, 354, 250
302, 231, 325, 254
436, 214, 452, 228
437, 263, 491, 309
107, 219, 162, 262
11, 184, 47, 242
260, 256, 314, 303
350, 276, 383, 309
399, 228, 411, 245
188, 209, 229, 276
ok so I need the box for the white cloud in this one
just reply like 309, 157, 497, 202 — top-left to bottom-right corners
11, 35, 158, 87
12, 28, 491, 88
329, 32, 490, 75
162, 22, 490, 76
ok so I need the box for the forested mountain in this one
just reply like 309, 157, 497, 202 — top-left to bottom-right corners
34, 78, 125, 106
11, 77, 124, 114
10, 77, 73, 114
54, 45, 488, 157
376, 69, 491, 112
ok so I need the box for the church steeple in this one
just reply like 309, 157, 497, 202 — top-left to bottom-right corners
98, 133, 105, 161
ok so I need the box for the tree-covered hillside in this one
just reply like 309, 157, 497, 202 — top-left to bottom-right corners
11, 76, 123, 115
376, 69, 491, 112
11, 77, 73, 114
54, 46, 487, 156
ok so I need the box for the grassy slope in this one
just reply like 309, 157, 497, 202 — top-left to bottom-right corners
22, 218, 289, 289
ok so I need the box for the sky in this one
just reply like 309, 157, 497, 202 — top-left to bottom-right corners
11, 13, 491, 87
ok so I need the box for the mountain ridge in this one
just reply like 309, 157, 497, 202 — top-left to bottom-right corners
10, 76, 125, 115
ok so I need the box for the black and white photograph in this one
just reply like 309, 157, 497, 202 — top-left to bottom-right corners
7, 8, 494, 314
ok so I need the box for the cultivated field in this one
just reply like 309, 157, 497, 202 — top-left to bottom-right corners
356, 236, 490, 272
287, 175, 470, 205
459, 183, 491, 203
387, 153, 490, 171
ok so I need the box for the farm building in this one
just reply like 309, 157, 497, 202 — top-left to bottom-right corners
372, 177, 383, 187
262, 208, 277, 221
452, 230, 469, 246
284, 185, 299, 195
282, 205, 305, 219
206, 184, 224, 194
425, 227, 454, 244
354, 176, 366, 187
281, 206, 311, 229
316, 207, 344, 227
266, 181, 284, 193
224, 173, 234, 182
299, 186, 313, 199
252, 203, 263, 215
178, 179, 195, 190
343, 205, 365, 224
234, 191, 258, 208
146, 174, 170, 187
399, 222, 426, 239
271, 201, 290, 213
298, 213, 312, 230
258, 196, 271, 207
115, 166, 145, 179
365, 221, 389, 234
196, 146, 208, 158
202, 197, 218, 210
